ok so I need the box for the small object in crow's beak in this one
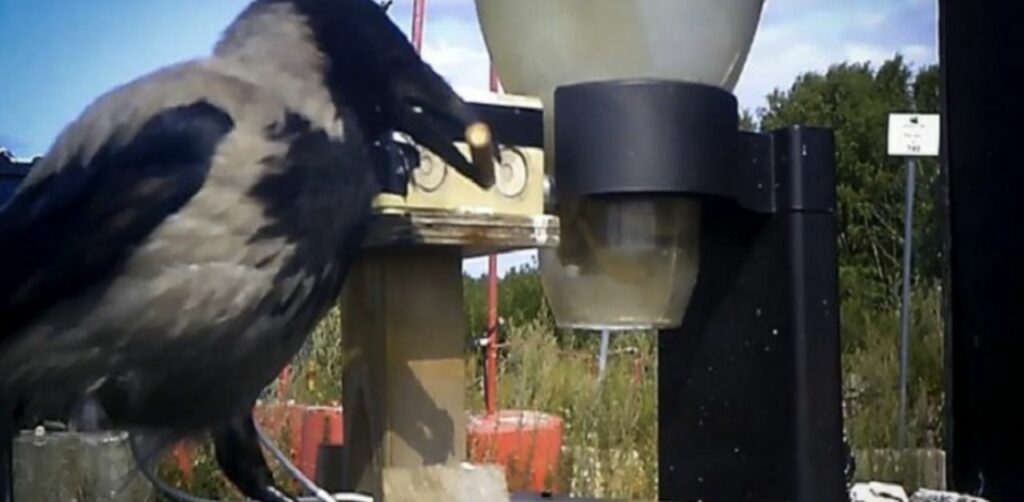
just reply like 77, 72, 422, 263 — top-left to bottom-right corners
465, 122, 496, 189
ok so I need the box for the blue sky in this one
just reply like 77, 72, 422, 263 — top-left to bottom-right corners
0, 0, 937, 276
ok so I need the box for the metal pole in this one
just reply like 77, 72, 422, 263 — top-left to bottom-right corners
598, 329, 611, 381
411, 0, 426, 53
483, 65, 502, 416
277, 365, 291, 400
489, 66, 501, 94
485, 254, 499, 416
898, 158, 917, 450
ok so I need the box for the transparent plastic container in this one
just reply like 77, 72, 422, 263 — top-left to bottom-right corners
539, 195, 701, 330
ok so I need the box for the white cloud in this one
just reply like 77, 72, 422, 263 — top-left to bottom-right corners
464, 250, 537, 277
901, 44, 937, 65
843, 43, 897, 65
734, 0, 937, 111
855, 11, 891, 30
421, 40, 491, 90
0, 134, 25, 153
736, 39, 836, 110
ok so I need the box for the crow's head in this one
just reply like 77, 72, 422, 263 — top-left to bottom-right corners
221, 0, 494, 189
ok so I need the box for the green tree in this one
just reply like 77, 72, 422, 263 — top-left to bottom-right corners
758, 56, 942, 309
464, 257, 554, 346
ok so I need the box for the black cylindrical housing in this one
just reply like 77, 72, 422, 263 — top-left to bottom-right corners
554, 79, 739, 200
659, 126, 846, 502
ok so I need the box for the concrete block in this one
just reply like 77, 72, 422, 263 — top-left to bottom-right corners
13, 429, 156, 502
854, 449, 947, 491
382, 463, 509, 502
911, 489, 989, 502
851, 482, 908, 501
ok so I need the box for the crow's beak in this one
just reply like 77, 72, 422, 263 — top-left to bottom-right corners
390, 74, 498, 190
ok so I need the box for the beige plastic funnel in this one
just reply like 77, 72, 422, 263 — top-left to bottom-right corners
475, 0, 763, 97
474, 0, 765, 330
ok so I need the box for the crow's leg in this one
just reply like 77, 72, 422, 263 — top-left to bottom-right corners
213, 412, 296, 502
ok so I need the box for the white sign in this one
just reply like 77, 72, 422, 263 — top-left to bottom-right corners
887, 113, 940, 157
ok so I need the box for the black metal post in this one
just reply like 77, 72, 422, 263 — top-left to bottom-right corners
941, 0, 1024, 499
898, 158, 917, 450
658, 127, 847, 502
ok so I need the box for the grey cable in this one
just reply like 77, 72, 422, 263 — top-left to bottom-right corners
253, 420, 373, 502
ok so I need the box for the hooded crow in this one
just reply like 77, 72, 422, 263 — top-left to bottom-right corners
0, 0, 492, 500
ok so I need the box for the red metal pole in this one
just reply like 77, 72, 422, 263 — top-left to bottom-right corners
484, 65, 501, 417
485, 254, 499, 416
411, 0, 426, 53
278, 365, 291, 399
489, 65, 501, 94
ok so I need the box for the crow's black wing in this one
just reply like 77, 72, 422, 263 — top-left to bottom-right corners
0, 100, 235, 337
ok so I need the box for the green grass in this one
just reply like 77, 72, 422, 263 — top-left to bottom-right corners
472, 319, 659, 499
842, 285, 944, 450
158, 279, 945, 499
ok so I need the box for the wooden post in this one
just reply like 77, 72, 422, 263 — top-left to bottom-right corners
341, 247, 467, 498
339, 210, 557, 500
